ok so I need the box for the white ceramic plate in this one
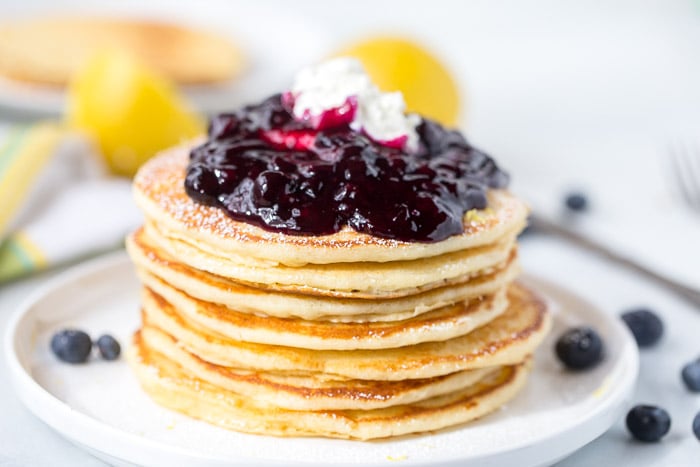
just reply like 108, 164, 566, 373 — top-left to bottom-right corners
5, 252, 638, 467
0, 0, 329, 116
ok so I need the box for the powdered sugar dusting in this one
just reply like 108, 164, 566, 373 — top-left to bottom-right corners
134, 145, 410, 248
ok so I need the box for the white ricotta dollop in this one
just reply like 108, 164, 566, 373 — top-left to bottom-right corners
290, 57, 420, 151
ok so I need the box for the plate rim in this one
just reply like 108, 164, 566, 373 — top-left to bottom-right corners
4, 251, 639, 467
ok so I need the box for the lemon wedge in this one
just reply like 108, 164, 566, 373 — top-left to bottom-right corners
336, 37, 460, 127
66, 49, 204, 177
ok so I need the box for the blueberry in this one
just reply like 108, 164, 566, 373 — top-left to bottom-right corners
253, 170, 288, 206
555, 326, 604, 370
626, 405, 671, 442
96, 334, 121, 361
693, 412, 700, 440
50, 329, 92, 364
564, 192, 588, 212
681, 359, 700, 392
621, 308, 664, 347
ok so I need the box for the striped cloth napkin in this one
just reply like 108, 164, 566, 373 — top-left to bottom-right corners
0, 123, 141, 282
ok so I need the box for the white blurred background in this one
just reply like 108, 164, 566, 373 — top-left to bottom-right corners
1, 2, 700, 466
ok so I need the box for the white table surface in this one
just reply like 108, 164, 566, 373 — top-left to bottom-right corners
1, 0, 700, 465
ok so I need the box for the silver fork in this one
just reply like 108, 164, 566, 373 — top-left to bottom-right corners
668, 141, 700, 214
527, 144, 700, 308
529, 143, 700, 307
528, 214, 700, 308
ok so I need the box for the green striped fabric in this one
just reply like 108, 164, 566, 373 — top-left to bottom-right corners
0, 122, 64, 281
0, 232, 46, 282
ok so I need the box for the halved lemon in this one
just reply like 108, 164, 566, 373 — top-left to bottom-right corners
336, 37, 461, 127
66, 49, 205, 177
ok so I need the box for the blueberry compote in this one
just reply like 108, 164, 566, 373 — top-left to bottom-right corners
185, 94, 509, 243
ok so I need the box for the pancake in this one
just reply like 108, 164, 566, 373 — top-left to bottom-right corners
124, 83, 545, 439
133, 146, 529, 267
0, 17, 243, 86
143, 222, 516, 296
127, 228, 520, 321
140, 279, 510, 350
140, 325, 497, 411
129, 331, 532, 440
141, 282, 550, 380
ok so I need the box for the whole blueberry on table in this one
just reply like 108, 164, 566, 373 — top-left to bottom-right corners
50, 329, 92, 364
626, 405, 671, 442
555, 326, 604, 370
693, 412, 700, 441
564, 192, 588, 212
620, 308, 664, 347
96, 334, 121, 361
681, 359, 700, 392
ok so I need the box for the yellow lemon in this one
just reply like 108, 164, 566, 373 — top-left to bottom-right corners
66, 49, 205, 177
337, 37, 460, 127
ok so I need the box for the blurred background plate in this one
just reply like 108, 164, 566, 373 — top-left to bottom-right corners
0, 0, 330, 116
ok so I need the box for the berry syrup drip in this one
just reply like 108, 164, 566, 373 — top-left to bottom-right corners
185, 94, 509, 242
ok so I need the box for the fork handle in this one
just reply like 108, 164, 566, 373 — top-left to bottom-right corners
529, 214, 700, 308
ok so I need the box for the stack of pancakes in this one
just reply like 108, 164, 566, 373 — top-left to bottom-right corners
126, 145, 551, 440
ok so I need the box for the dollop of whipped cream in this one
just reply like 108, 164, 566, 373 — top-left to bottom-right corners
288, 57, 421, 152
